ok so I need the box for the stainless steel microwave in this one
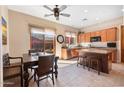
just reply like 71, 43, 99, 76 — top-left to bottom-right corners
90, 36, 101, 42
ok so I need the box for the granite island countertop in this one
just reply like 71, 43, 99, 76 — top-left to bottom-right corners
79, 48, 114, 54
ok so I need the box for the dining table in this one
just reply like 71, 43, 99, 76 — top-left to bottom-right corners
22, 53, 59, 87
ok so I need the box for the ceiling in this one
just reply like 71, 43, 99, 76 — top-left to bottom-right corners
8, 5, 123, 29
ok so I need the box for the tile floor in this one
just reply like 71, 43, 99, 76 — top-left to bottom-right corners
4, 58, 124, 87
29, 59, 124, 87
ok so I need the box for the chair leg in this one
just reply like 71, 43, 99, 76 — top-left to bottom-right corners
31, 68, 32, 72
83, 58, 85, 69
77, 56, 79, 66
88, 60, 91, 71
34, 70, 36, 81
98, 61, 100, 75
52, 72, 54, 85
36, 77, 40, 87
20, 66, 23, 87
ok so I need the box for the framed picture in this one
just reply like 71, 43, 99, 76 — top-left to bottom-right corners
1, 16, 7, 45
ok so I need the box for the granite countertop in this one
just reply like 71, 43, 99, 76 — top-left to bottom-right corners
90, 47, 117, 50
62, 46, 117, 51
79, 48, 114, 54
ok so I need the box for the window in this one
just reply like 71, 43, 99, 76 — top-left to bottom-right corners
30, 26, 55, 53
65, 32, 77, 46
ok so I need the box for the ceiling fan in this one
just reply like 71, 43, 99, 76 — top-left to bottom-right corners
43, 5, 71, 20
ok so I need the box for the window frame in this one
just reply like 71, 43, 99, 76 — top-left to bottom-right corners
65, 31, 77, 46
29, 25, 56, 54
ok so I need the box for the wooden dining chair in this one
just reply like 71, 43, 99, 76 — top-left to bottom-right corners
3, 53, 23, 87
35, 55, 55, 87
28, 49, 42, 72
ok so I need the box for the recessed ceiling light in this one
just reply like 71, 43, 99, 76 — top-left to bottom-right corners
96, 18, 99, 20
84, 10, 88, 13
82, 18, 88, 21
122, 9, 124, 12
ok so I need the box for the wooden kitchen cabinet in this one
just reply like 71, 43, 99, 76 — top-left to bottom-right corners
111, 51, 117, 63
61, 48, 71, 59
77, 34, 81, 43
71, 48, 79, 57
101, 30, 107, 42
95, 31, 101, 36
106, 27, 117, 41
90, 32, 96, 37
80, 34, 86, 42
85, 32, 91, 42
61, 48, 79, 59
61, 48, 68, 59
77, 27, 117, 43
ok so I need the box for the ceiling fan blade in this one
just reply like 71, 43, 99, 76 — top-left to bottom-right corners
60, 13, 70, 17
59, 5, 67, 12
43, 5, 53, 12
44, 14, 54, 17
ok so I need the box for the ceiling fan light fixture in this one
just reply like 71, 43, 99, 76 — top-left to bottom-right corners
84, 10, 88, 13
43, 5, 70, 20
55, 12, 59, 17
82, 18, 88, 21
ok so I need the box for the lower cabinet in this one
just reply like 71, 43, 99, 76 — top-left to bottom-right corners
111, 51, 117, 63
71, 48, 79, 58
108, 50, 117, 63
61, 48, 69, 59
61, 48, 79, 59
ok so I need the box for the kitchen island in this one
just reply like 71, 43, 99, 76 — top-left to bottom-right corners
79, 48, 113, 74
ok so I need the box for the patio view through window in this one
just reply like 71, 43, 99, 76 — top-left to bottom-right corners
30, 27, 55, 53
65, 32, 77, 46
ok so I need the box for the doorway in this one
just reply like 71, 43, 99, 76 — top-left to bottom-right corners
121, 25, 124, 63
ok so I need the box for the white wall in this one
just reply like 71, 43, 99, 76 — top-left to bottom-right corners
1, 6, 9, 55
8, 10, 79, 58
0, 6, 2, 87
0, 5, 8, 87
81, 17, 123, 32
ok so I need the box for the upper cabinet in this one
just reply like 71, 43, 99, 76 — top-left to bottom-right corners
106, 27, 117, 41
90, 32, 96, 37
77, 27, 117, 43
101, 30, 107, 42
80, 34, 86, 42
95, 31, 101, 36
85, 32, 91, 42
77, 34, 81, 43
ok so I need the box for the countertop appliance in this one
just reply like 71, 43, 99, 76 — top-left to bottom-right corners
90, 36, 101, 42
107, 42, 116, 48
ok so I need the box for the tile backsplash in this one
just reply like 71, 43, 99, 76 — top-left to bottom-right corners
90, 42, 107, 48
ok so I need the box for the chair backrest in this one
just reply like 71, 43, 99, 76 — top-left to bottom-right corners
28, 49, 42, 55
37, 54, 55, 77
3, 53, 10, 65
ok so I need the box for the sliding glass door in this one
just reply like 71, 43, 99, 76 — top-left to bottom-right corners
30, 26, 55, 53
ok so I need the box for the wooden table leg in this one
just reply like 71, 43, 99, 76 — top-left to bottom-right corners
54, 57, 59, 78
23, 64, 29, 87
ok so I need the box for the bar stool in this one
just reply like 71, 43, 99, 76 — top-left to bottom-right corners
88, 56, 101, 75
77, 55, 87, 68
